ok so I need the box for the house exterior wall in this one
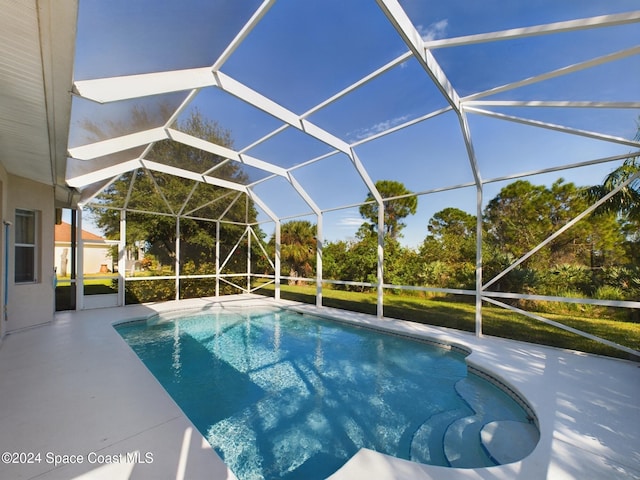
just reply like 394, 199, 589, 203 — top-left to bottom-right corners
6, 175, 55, 332
0, 165, 7, 339
82, 243, 116, 274
54, 242, 114, 276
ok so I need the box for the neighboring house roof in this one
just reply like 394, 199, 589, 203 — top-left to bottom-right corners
55, 222, 106, 243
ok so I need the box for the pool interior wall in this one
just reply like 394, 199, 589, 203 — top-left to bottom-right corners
115, 306, 539, 479
0, 294, 638, 480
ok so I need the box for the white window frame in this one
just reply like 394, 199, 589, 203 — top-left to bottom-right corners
15, 209, 39, 284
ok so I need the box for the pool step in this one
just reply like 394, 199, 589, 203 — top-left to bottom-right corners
443, 414, 495, 467
481, 420, 539, 465
443, 377, 497, 467
443, 375, 537, 468
410, 407, 469, 466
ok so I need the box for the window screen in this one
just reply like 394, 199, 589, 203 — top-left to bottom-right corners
15, 209, 37, 283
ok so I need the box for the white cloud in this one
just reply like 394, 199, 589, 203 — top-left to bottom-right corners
417, 19, 448, 41
337, 215, 363, 228
348, 114, 411, 141
322, 214, 363, 243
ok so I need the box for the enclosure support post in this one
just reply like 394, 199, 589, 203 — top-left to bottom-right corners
175, 217, 180, 301
3, 220, 9, 323
349, 151, 384, 318
215, 221, 220, 297
118, 210, 126, 306
70, 208, 77, 310
247, 225, 251, 294
458, 109, 483, 337
76, 208, 84, 310
275, 220, 281, 301
316, 213, 323, 307
475, 184, 483, 336
377, 201, 384, 319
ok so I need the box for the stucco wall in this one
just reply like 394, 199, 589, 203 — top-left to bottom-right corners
55, 243, 114, 276
6, 175, 55, 332
0, 165, 7, 339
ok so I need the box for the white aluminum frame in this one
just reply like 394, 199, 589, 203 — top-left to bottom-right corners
68, 3, 640, 357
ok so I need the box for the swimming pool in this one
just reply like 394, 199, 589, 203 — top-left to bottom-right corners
116, 306, 538, 479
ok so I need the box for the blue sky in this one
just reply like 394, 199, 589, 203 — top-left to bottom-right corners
71, 0, 640, 247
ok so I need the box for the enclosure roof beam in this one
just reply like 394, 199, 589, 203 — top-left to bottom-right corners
70, 155, 248, 194
212, 0, 276, 71
166, 128, 288, 177
465, 107, 640, 148
350, 106, 453, 147
483, 151, 640, 185
349, 150, 383, 205
73, 67, 217, 104
247, 189, 278, 223
66, 159, 141, 188
183, 189, 236, 217
302, 51, 414, 118
166, 128, 241, 161
237, 51, 413, 156
68, 127, 168, 160
459, 111, 482, 186
214, 71, 352, 153
375, 0, 460, 111
423, 11, 640, 50
287, 172, 321, 216
141, 164, 176, 215
67, 125, 289, 187
463, 46, 640, 102
74, 65, 355, 163
216, 191, 244, 222
464, 101, 640, 109
239, 125, 289, 154
77, 177, 121, 207
142, 159, 248, 193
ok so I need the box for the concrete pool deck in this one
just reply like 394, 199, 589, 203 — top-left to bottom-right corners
0, 294, 638, 479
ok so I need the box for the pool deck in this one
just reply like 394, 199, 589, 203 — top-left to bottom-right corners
0, 294, 638, 479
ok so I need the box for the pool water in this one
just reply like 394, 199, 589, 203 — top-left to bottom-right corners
116, 307, 536, 479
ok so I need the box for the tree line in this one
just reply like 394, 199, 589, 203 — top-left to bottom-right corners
270, 172, 639, 308
84, 109, 639, 310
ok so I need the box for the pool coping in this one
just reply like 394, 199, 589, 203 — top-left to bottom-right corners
284, 301, 640, 480
0, 294, 638, 479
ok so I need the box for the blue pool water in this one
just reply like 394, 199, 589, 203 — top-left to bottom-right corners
116, 307, 536, 479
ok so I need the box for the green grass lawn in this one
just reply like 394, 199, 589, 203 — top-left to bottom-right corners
53, 275, 639, 360
56, 275, 117, 288
55, 276, 118, 311
255, 283, 640, 361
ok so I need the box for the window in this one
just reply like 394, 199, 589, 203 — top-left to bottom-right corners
15, 209, 37, 283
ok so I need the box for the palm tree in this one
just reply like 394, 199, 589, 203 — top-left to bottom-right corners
278, 220, 316, 283
585, 124, 640, 221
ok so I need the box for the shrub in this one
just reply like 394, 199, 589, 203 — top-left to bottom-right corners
594, 285, 626, 301
125, 279, 175, 304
